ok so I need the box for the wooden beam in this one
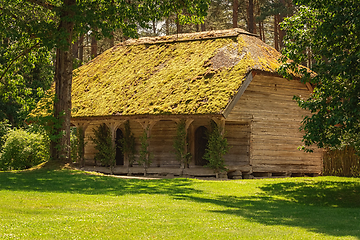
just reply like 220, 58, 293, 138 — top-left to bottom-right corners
223, 71, 253, 118
305, 82, 314, 93
72, 114, 222, 122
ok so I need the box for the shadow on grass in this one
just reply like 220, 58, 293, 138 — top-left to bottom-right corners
0, 169, 200, 196
180, 180, 360, 239
1, 169, 359, 238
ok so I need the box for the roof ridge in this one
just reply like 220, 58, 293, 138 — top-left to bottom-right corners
114, 28, 259, 47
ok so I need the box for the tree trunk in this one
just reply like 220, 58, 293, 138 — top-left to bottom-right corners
247, 0, 255, 33
201, 23, 205, 31
279, 0, 286, 50
176, 14, 182, 34
165, 18, 170, 35
233, 0, 238, 28
79, 34, 84, 64
109, 32, 115, 47
259, 21, 262, 41
274, 14, 279, 51
152, 19, 156, 35
91, 33, 97, 59
50, 0, 75, 163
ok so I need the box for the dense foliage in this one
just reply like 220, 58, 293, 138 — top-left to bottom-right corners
279, 0, 360, 152
0, 30, 53, 127
0, 128, 49, 170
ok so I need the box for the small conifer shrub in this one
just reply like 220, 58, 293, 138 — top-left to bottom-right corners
90, 123, 115, 167
203, 121, 229, 176
173, 119, 191, 168
119, 120, 136, 166
138, 127, 152, 176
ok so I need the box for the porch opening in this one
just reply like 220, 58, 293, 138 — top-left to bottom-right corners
115, 128, 124, 166
195, 126, 209, 166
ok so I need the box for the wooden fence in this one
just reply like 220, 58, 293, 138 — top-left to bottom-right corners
323, 146, 360, 177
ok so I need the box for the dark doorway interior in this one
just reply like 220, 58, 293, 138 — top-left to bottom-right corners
115, 128, 124, 166
195, 126, 209, 166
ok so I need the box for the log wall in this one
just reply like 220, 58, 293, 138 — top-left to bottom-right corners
224, 121, 250, 167
226, 73, 322, 174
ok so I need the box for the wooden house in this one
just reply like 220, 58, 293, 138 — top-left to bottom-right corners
39, 29, 323, 178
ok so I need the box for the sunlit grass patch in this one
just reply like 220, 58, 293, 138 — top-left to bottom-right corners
0, 169, 359, 239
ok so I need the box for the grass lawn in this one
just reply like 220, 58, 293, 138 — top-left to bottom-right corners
0, 167, 359, 240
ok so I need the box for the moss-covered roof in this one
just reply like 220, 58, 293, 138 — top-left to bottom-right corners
35, 28, 282, 118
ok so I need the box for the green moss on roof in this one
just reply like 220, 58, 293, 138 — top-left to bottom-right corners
33, 29, 282, 118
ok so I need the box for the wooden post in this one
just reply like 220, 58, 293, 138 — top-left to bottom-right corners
211, 117, 225, 135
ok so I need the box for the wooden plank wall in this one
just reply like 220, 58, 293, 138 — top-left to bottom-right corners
226, 74, 322, 174
224, 121, 250, 166
150, 120, 178, 167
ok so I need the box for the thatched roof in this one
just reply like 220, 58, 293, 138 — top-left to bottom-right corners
35, 28, 282, 118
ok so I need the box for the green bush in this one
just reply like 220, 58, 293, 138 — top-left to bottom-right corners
173, 119, 191, 167
0, 128, 49, 171
204, 121, 229, 174
119, 120, 136, 166
138, 128, 152, 175
90, 123, 115, 167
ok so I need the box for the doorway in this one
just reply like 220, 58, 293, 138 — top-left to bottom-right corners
194, 126, 209, 166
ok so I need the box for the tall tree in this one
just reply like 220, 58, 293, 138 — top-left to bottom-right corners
247, 0, 255, 33
259, 0, 294, 50
1, 0, 209, 163
233, 0, 238, 28
279, 0, 360, 152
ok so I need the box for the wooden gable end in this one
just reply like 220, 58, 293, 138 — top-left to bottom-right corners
225, 73, 322, 175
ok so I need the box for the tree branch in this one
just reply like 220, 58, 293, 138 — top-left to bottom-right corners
23, 0, 55, 11
0, 42, 41, 84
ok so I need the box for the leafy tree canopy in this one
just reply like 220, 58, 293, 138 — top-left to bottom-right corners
279, 0, 360, 152
0, 2, 54, 127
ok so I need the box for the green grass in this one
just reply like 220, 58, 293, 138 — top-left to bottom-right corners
0, 168, 359, 239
